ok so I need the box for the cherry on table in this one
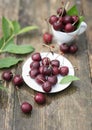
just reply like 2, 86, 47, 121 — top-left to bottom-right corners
43, 32, 53, 44
69, 44, 78, 53
2, 70, 13, 81
34, 93, 46, 104
13, 75, 23, 87
60, 43, 69, 53
21, 102, 32, 114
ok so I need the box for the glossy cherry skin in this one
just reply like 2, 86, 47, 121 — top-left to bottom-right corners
69, 44, 78, 53
47, 75, 57, 85
49, 15, 58, 25
42, 81, 52, 92
34, 93, 46, 104
13, 75, 23, 87
2, 71, 13, 81
21, 102, 32, 114
32, 52, 41, 61
43, 32, 53, 44
60, 43, 69, 53
59, 66, 69, 76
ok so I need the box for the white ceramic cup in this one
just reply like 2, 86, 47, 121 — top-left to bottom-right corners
51, 21, 87, 45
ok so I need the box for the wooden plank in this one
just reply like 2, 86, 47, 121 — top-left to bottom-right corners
0, 0, 19, 130
80, 0, 92, 80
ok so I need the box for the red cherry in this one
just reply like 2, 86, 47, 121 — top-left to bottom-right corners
21, 102, 32, 113
59, 66, 69, 76
69, 44, 78, 53
43, 32, 53, 44
13, 75, 23, 87
34, 93, 46, 104
2, 71, 13, 81
49, 15, 58, 25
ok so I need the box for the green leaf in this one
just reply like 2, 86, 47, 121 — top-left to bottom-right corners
2, 17, 11, 39
12, 21, 21, 34
67, 5, 79, 16
17, 26, 38, 35
0, 37, 4, 49
3, 44, 35, 54
59, 75, 79, 84
0, 57, 23, 69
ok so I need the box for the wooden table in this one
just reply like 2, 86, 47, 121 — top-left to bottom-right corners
0, 0, 92, 130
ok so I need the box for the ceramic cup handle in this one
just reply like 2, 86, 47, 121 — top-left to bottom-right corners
78, 22, 87, 35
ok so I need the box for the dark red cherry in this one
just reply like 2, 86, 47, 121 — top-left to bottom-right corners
72, 15, 79, 23
13, 75, 23, 87
49, 15, 58, 25
43, 66, 52, 76
52, 66, 59, 75
53, 21, 63, 31
69, 44, 78, 53
42, 57, 50, 66
60, 43, 69, 53
29, 69, 39, 79
62, 15, 73, 24
35, 74, 46, 85
2, 71, 13, 81
42, 81, 52, 92
34, 93, 46, 104
59, 66, 69, 76
30, 61, 40, 69
32, 52, 41, 61
51, 59, 60, 67
64, 23, 75, 32
43, 32, 53, 44
47, 75, 57, 85
57, 7, 66, 16
21, 102, 32, 113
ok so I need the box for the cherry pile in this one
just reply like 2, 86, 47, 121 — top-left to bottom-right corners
29, 52, 69, 93
49, 7, 79, 33
60, 43, 78, 53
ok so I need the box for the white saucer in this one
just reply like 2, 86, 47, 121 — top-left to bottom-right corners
22, 52, 74, 93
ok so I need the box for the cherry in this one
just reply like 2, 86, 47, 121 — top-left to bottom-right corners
21, 102, 32, 114
30, 61, 40, 69
59, 66, 69, 76
53, 21, 63, 31
57, 7, 66, 16
64, 23, 75, 32
34, 93, 46, 104
49, 15, 58, 25
43, 66, 52, 76
39, 65, 44, 74
43, 32, 53, 44
42, 81, 52, 92
42, 57, 50, 66
52, 66, 59, 75
69, 44, 78, 53
72, 15, 79, 23
29, 69, 39, 79
51, 59, 60, 67
35, 74, 46, 85
2, 71, 13, 81
60, 43, 69, 53
62, 15, 73, 24
47, 75, 57, 85
13, 75, 23, 87
32, 52, 41, 61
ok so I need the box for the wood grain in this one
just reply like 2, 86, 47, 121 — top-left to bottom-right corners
0, 0, 92, 130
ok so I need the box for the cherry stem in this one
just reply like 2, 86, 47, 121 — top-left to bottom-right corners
61, 0, 68, 17
42, 44, 54, 55
38, 78, 45, 83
